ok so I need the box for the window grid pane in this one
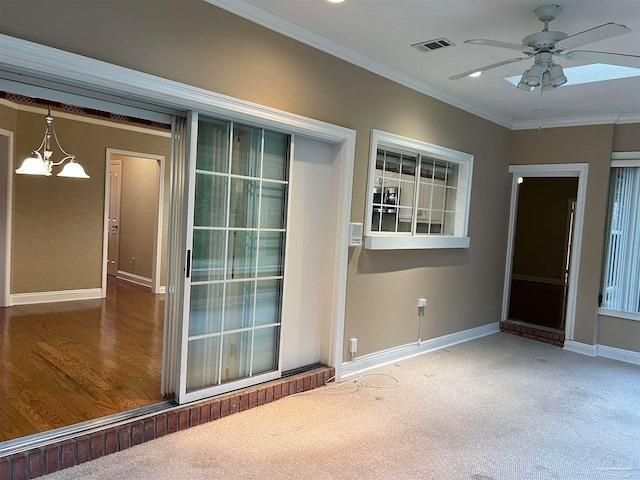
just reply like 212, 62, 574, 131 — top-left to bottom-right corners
367, 131, 472, 248
188, 118, 288, 392
370, 148, 464, 237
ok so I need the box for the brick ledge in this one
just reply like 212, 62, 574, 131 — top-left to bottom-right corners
500, 321, 565, 347
0, 366, 334, 480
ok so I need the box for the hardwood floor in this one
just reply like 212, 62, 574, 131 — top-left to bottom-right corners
0, 278, 165, 443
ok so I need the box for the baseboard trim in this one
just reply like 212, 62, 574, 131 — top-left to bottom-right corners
10, 288, 103, 305
564, 341, 640, 366
117, 271, 152, 288
598, 345, 640, 366
340, 322, 500, 378
563, 340, 598, 357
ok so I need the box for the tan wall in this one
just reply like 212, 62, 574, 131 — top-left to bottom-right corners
597, 122, 640, 353
9, 106, 171, 293
512, 178, 578, 281
0, 103, 17, 131
612, 123, 640, 152
5, 2, 634, 357
0, 0, 513, 358
112, 154, 160, 280
509, 126, 614, 345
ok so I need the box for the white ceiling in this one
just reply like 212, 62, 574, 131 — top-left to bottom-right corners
208, 0, 640, 129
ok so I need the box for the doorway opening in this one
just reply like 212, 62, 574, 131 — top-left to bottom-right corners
501, 164, 588, 344
508, 177, 578, 331
0, 94, 173, 443
104, 149, 165, 295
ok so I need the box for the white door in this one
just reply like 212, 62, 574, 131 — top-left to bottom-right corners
107, 160, 122, 277
177, 113, 290, 404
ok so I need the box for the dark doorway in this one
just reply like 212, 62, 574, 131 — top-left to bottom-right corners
508, 177, 579, 331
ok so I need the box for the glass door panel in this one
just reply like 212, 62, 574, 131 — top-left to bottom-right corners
252, 326, 280, 374
180, 114, 290, 403
186, 337, 221, 392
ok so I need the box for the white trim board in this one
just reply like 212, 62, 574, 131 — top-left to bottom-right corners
0, 128, 13, 308
117, 271, 153, 289
611, 151, 640, 162
598, 308, 640, 322
340, 322, 500, 379
10, 288, 102, 306
564, 341, 640, 366
511, 113, 640, 130
0, 35, 354, 145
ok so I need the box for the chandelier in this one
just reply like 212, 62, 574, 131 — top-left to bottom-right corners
15, 108, 90, 178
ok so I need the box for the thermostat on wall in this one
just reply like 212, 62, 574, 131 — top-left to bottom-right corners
349, 222, 363, 247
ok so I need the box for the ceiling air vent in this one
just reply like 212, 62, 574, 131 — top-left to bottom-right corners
411, 38, 455, 53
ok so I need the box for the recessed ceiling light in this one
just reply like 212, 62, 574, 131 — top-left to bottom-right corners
505, 63, 640, 87
327, 0, 345, 3
469, 71, 482, 78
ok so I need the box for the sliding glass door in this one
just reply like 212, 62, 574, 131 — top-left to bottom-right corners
178, 113, 290, 403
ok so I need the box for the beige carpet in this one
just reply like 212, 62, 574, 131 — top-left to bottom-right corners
42, 333, 640, 479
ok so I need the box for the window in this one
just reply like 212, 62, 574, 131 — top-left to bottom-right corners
600, 155, 640, 319
365, 130, 473, 249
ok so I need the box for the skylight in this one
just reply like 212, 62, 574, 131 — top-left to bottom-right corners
505, 63, 640, 87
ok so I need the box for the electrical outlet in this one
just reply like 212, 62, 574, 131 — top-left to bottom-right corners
131, 256, 135, 265
349, 338, 358, 353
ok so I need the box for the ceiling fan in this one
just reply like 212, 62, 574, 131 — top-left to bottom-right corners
449, 4, 640, 91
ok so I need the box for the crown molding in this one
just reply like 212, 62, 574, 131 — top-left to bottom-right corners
617, 113, 640, 124
204, 0, 514, 129
512, 113, 640, 130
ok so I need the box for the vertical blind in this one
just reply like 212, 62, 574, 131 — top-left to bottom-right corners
602, 166, 640, 313
161, 116, 188, 397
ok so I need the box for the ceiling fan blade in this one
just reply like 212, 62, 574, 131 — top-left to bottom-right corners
556, 23, 631, 51
563, 50, 640, 68
464, 39, 533, 53
449, 57, 530, 80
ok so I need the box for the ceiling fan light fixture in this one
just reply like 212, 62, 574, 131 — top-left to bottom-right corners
548, 63, 567, 87
517, 70, 533, 91
525, 63, 545, 86
542, 71, 554, 91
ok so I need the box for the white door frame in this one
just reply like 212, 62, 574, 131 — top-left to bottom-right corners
0, 34, 355, 380
106, 159, 123, 278
0, 128, 14, 307
103, 149, 165, 296
502, 163, 589, 342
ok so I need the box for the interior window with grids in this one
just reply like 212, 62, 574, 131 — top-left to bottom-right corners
366, 130, 473, 250
600, 157, 640, 318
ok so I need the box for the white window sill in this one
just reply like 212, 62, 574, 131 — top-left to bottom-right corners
597, 308, 640, 322
365, 235, 470, 250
